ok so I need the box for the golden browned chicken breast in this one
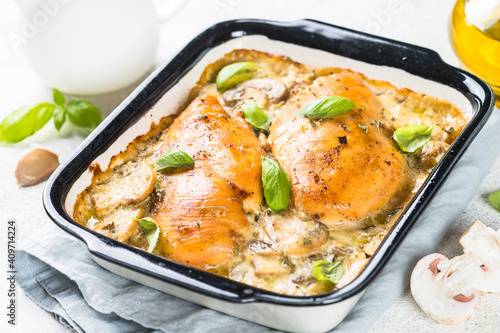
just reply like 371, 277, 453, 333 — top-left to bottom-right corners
269, 72, 408, 226
151, 95, 265, 269
152, 160, 247, 269
154, 95, 265, 214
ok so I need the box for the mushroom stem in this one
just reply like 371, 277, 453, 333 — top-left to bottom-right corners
460, 220, 500, 292
435, 253, 484, 300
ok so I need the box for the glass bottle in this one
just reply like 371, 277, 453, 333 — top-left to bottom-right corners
450, 0, 500, 107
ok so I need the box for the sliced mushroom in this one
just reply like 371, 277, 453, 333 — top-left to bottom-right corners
15, 148, 60, 187
459, 220, 500, 293
92, 207, 145, 244
222, 78, 288, 107
94, 162, 156, 216
248, 240, 273, 254
249, 212, 328, 257
410, 253, 484, 325
252, 256, 291, 278
418, 141, 449, 171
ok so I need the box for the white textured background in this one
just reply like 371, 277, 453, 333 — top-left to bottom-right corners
0, 0, 499, 332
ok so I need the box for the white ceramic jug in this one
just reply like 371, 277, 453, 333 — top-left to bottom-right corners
9, 0, 184, 95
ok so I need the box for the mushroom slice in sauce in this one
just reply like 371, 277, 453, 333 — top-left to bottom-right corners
249, 211, 328, 257
222, 78, 288, 107
93, 207, 146, 244
93, 162, 156, 216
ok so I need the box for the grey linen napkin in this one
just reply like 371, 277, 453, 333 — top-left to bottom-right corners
18, 109, 500, 333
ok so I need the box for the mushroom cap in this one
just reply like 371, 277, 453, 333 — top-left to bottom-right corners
460, 220, 500, 293
410, 253, 483, 325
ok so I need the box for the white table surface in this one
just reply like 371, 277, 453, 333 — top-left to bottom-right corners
0, 0, 499, 332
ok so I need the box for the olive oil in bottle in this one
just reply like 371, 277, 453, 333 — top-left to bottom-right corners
450, 0, 500, 107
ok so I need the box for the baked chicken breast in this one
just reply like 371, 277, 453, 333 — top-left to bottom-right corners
270, 72, 408, 225
151, 95, 265, 269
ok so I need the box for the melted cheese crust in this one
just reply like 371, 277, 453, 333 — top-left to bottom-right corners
74, 49, 468, 296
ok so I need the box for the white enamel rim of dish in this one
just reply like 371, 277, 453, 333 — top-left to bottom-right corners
64, 34, 473, 217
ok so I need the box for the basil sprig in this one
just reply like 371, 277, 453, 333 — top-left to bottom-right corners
393, 124, 436, 153
261, 157, 291, 213
133, 217, 160, 253
241, 100, 271, 130
0, 88, 102, 144
154, 149, 194, 170
488, 191, 500, 211
216, 61, 258, 92
312, 260, 344, 284
296, 96, 361, 119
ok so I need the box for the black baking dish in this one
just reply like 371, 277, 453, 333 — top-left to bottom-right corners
43, 19, 495, 332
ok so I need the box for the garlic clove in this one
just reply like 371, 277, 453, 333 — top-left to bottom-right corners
15, 148, 60, 187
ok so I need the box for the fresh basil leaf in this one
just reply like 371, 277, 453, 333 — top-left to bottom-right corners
133, 217, 160, 253
52, 88, 66, 107
216, 61, 258, 92
154, 149, 194, 170
53, 110, 66, 131
0, 103, 55, 143
262, 157, 291, 213
312, 260, 344, 284
66, 98, 102, 130
241, 100, 270, 130
296, 96, 361, 119
488, 191, 500, 211
393, 124, 436, 153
